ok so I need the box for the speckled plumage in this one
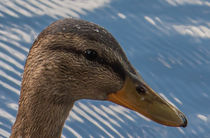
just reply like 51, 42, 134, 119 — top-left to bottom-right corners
10, 18, 134, 138
10, 18, 187, 138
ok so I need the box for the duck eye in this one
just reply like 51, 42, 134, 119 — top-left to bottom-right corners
84, 49, 98, 61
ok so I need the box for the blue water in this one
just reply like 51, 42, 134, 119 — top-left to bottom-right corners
0, 0, 210, 137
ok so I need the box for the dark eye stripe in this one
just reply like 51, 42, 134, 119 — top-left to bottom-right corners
95, 56, 125, 80
49, 45, 125, 80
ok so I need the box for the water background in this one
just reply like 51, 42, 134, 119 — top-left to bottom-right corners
0, 0, 210, 137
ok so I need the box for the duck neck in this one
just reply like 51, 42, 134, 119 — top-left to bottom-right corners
10, 87, 73, 138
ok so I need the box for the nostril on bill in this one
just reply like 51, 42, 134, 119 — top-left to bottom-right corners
136, 85, 146, 94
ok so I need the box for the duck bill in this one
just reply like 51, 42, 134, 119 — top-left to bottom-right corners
108, 76, 187, 127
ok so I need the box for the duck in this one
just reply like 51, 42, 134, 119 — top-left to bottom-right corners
10, 18, 187, 138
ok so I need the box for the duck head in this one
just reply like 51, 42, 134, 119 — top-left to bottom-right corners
26, 18, 187, 127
